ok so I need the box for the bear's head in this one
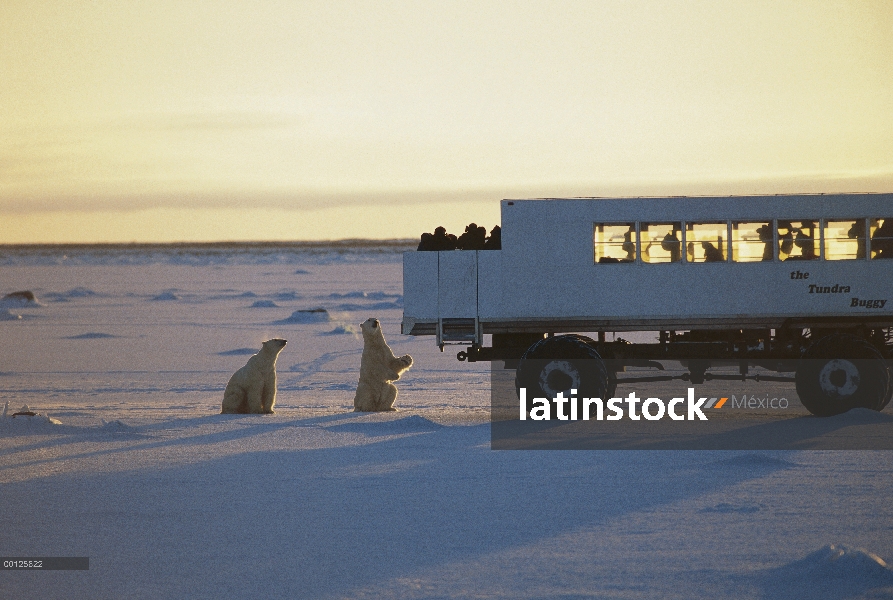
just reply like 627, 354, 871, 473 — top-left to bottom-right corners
360, 318, 383, 340
262, 338, 287, 354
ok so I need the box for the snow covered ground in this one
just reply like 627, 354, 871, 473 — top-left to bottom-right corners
1, 244, 892, 599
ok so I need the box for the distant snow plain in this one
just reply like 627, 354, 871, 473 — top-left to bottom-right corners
1, 245, 892, 599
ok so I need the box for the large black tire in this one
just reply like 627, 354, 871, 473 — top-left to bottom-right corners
881, 377, 893, 411
795, 334, 891, 416
595, 346, 620, 398
881, 351, 893, 411
515, 335, 609, 401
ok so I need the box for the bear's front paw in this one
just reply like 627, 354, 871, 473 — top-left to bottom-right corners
399, 354, 413, 367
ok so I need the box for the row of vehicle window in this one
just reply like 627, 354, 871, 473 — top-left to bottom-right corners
593, 218, 893, 264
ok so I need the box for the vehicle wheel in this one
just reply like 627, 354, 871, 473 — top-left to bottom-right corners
515, 335, 609, 401
595, 346, 619, 398
795, 334, 890, 416
880, 352, 893, 411
605, 370, 618, 399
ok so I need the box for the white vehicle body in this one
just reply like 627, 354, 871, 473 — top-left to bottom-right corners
403, 194, 893, 344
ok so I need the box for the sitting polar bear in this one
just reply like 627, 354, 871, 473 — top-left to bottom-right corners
221, 339, 287, 414
354, 318, 413, 412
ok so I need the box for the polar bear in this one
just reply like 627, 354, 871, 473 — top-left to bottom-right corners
354, 318, 413, 412
221, 339, 287, 414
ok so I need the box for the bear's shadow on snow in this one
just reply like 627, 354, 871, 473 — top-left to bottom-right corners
1, 414, 805, 598
325, 414, 444, 436
65, 332, 120, 340
0, 413, 322, 456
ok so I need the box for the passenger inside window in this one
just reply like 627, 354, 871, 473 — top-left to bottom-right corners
594, 223, 636, 263
701, 241, 725, 262
641, 222, 682, 263
795, 220, 818, 259
685, 222, 726, 262
824, 219, 865, 260
731, 222, 773, 262
870, 218, 893, 259
779, 220, 818, 261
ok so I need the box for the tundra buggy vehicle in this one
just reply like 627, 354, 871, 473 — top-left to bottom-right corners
402, 194, 893, 416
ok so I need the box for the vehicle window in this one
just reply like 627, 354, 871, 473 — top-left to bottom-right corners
778, 220, 818, 261
731, 222, 773, 262
823, 219, 865, 260
870, 218, 893, 259
685, 222, 726, 262
641, 222, 682, 263
594, 223, 636, 263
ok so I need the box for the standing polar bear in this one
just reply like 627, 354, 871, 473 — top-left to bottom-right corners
354, 318, 413, 411
221, 339, 287, 414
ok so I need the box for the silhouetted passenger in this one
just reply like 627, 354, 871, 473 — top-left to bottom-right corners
847, 219, 867, 258
621, 230, 636, 262
483, 225, 501, 250
778, 220, 794, 258
456, 223, 487, 250
756, 224, 774, 261
661, 231, 681, 262
417, 226, 457, 251
702, 241, 724, 262
793, 221, 817, 260
872, 218, 893, 259
417, 232, 434, 251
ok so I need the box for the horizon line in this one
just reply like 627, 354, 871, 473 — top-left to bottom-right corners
0, 239, 420, 249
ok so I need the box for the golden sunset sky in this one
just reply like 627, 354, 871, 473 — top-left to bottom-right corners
1, 1, 891, 242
